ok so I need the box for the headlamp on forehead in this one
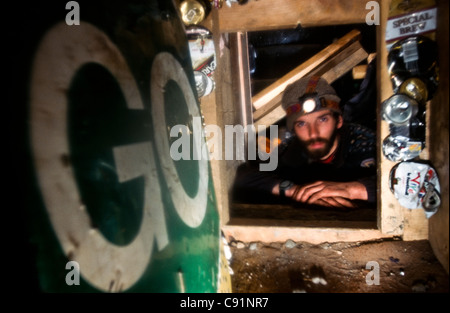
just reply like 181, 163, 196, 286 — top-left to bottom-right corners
302, 98, 317, 113
286, 93, 339, 116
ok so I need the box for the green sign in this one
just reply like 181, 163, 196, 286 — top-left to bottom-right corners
23, 0, 220, 292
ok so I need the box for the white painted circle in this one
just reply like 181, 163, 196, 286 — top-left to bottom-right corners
30, 22, 154, 292
151, 52, 208, 228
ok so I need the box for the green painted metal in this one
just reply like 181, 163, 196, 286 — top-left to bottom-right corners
22, 0, 220, 292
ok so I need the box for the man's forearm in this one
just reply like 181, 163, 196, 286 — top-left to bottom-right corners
235, 162, 280, 194
357, 175, 377, 203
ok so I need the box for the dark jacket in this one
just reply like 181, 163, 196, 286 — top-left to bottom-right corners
233, 123, 377, 204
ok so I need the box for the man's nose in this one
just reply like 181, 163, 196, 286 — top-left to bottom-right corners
309, 124, 320, 139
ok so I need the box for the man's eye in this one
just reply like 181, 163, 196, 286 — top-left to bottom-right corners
295, 121, 305, 128
319, 116, 329, 122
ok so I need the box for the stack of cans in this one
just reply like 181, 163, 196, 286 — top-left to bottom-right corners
383, 5, 441, 216
381, 91, 424, 162
382, 35, 438, 162
186, 25, 216, 98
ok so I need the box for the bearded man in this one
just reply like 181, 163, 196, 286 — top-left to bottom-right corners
233, 75, 377, 208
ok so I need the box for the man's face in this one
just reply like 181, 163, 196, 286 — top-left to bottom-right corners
293, 109, 343, 160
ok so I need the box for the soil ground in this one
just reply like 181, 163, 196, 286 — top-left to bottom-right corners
227, 238, 449, 293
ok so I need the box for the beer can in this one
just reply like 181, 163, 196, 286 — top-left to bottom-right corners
180, 0, 208, 25
186, 25, 216, 78
398, 77, 428, 105
389, 161, 441, 218
382, 94, 418, 125
382, 135, 423, 162
387, 35, 439, 99
194, 70, 214, 97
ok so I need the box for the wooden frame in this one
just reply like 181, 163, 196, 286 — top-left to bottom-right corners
200, 0, 443, 246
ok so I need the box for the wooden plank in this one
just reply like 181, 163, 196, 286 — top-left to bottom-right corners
252, 29, 362, 111
222, 220, 394, 244
352, 64, 368, 80
199, 8, 231, 226
402, 209, 429, 241
428, 0, 449, 273
217, 0, 370, 33
229, 32, 254, 131
377, 0, 429, 240
316, 43, 368, 83
377, 0, 404, 236
231, 203, 377, 223
254, 43, 368, 128
228, 218, 377, 229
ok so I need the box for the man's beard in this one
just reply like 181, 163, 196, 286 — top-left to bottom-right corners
300, 128, 339, 161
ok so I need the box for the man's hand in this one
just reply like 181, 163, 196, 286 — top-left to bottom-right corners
310, 196, 356, 208
286, 181, 368, 208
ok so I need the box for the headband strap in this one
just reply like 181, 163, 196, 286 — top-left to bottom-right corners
286, 98, 340, 116
305, 75, 321, 94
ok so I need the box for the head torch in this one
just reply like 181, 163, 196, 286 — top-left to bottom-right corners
286, 93, 340, 116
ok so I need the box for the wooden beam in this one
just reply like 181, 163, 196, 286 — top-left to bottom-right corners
229, 32, 253, 129
377, 0, 430, 240
222, 220, 394, 244
428, 0, 449, 274
315, 42, 368, 83
377, 0, 400, 236
230, 203, 377, 223
253, 37, 368, 128
252, 29, 361, 111
217, 0, 370, 33
198, 8, 232, 226
352, 64, 368, 80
